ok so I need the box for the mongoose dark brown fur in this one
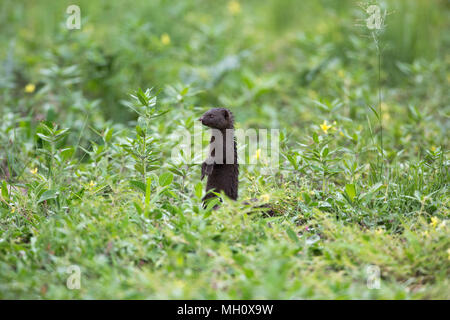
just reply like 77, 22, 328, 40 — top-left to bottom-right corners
199, 108, 239, 206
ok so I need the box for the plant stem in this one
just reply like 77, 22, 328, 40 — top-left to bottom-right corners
378, 46, 384, 179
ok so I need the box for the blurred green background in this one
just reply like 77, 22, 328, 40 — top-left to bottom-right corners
1, 0, 448, 123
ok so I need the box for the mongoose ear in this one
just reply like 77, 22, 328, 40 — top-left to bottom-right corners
222, 109, 229, 119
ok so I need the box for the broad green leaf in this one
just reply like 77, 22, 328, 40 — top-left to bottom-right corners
61, 147, 75, 161
129, 180, 146, 193
134, 163, 145, 176
36, 133, 53, 142
137, 88, 148, 106
286, 228, 299, 243
204, 198, 221, 218
180, 87, 189, 95
168, 167, 184, 176
133, 201, 143, 215
194, 182, 203, 199
312, 132, 319, 144
1, 181, 9, 201
285, 153, 299, 171
104, 128, 113, 142
136, 125, 145, 137
345, 183, 356, 202
38, 189, 58, 203
159, 172, 173, 187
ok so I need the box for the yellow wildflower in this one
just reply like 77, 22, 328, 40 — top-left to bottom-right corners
11, 206, 16, 213
339, 131, 345, 137
320, 120, 332, 134
228, 0, 241, 15
430, 216, 439, 228
431, 146, 436, 152
24, 84, 35, 93
255, 148, 261, 160
30, 168, 38, 174
89, 180, 96, 188
161, 33, 171, 45
261, 194, 270, 202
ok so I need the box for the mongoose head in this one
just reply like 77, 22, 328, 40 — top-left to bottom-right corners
198, 108, 234, 129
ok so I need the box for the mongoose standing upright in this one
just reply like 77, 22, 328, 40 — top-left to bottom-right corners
199, 108, 239, 206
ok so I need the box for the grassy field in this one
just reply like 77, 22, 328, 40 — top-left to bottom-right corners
0, 0, 449, 299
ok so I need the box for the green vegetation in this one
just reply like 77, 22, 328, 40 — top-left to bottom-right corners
0, 0, 448, 299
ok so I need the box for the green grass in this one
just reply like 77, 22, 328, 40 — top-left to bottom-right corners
0, 0, 449, 299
